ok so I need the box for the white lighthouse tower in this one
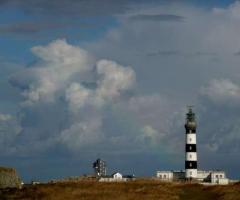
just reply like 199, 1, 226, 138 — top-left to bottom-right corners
185, 107, 198, 179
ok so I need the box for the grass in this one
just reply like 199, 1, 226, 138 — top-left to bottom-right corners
178, 183, 219, 200
0, 180, 240, 200
0, 167, 16, 174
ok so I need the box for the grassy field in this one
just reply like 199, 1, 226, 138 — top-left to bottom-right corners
0, 180, 240, 200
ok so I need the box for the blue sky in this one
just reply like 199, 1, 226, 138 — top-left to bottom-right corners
1, 0, 240, 182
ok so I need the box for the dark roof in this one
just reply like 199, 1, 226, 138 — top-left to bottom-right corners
123, 175, 136, 178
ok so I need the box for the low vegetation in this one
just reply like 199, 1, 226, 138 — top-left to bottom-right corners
0, 180, 240, 200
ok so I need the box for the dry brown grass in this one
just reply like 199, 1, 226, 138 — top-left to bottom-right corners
208, 183, 240, 200
0, 167, 16, 174
0, 180, 239, 200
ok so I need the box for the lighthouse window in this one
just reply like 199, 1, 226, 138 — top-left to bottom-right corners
190, 163, 192, 167
189, 154, 192, 159
164, 175, 167, 178
189, 146, 192, 150
190, 171, 192, 175
189, 138, 192, 142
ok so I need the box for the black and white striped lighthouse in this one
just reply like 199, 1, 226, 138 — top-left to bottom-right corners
185, 107, 197, 179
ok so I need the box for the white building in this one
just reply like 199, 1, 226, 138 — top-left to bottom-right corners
156, 171, 173, 181
210, 171, 229, 185
112, 172, 123, 180
98, 172, 135, 182
156, 170, 229, 185
156, 171, 183, 182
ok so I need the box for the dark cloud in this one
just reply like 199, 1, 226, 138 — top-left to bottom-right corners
146, 50, 180, 57
0, 22, 66, 34
0, 21, 95, 35
234, 50, 240, 56
145, 50, 217, 57
129, 14, 184, 22
192, 51, 217, 57
0, 0, 157, 16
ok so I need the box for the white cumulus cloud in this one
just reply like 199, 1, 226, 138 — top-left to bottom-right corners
96, 59, 136, 101
14, 39, 95, 105
65, 59, 136, 112
10, 39, 137, 152
200, 79, 240, 106
59, 118, 103, 150
0, 114, 12, 121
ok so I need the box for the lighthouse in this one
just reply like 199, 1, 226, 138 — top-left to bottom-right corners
185, 107, 197, 179
156, 106, 229, 184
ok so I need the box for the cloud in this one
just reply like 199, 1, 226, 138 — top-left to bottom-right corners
129, 14, 184, 22
195, 78, 240, 160
0, 114, 21, 135
0, 113, 12, 121
0, 20, 103, 38
200, 79, 240, 106
9, 39, 137, 154
0, 0, 154, 16
213, 1, 240, 20
84, 1, 240, 171
96, 59, 136, 101
3, 1, 240, 179
146, 50, 180, 57
61, 59, 135, 151
65, 59, 135, 112
59, 118, 103, 150
0, 22, 68, 35
11, 38, 95, 105
140, 125, 161, 145
121, 94, 184, 153
234, 50, 240, 56
65, 83, 92, 111
0, 113, 22, 155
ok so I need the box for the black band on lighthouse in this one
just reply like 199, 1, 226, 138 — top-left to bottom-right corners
186, 130, 196, 134
186, 144, 197, 152
185, 161, 197, 169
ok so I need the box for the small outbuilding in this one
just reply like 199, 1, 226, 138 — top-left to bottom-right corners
112, 172, 123, 180
98, 172, 135, 182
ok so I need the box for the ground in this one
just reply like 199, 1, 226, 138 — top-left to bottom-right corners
0, 180, 240, 200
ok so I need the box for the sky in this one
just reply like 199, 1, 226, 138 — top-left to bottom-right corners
1, 0, 240, 182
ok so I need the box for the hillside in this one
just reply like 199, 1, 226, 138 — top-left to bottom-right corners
0, 180, 240, 200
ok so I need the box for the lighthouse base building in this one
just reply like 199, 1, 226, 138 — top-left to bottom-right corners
156, 107, 229, 185
156, 170, 229, 185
